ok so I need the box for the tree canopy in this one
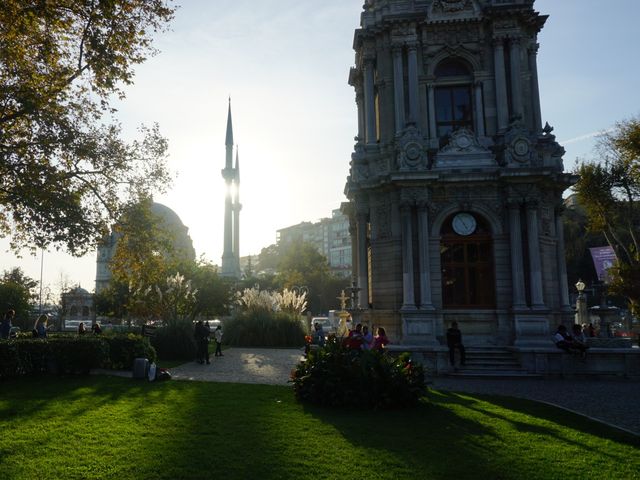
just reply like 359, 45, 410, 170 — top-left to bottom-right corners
573, 116, 640, 313
0, 0, 176, 254
0, 267, 38, 330
275, 241, 349, 314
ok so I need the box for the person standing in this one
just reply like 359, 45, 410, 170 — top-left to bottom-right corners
78, 322, 86, 335
194, 320, 209, 364
372, 327, 389, 352
362, 325, 373, 350
1, 309, 15, 339
35, 314, 48, 338
446, 321, 466, 366
203, 321, 211, 364
313, 322, 325, 347
214, 325, 223, 357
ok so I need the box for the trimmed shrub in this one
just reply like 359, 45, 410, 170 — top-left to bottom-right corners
291, 338, 427, 409
224, 311, 306, 347
47, 337, 109, 374
102, 334, 156, 369
0, 335, 154, 379
151, 319, 196, 361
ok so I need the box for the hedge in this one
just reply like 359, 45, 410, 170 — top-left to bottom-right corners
0, 334, 155, 380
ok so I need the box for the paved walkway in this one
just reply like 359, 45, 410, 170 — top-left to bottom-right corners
162, 348, 639, 435
169, 348, 304, 385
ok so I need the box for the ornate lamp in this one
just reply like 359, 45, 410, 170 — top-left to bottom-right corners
575, 279, 586, 293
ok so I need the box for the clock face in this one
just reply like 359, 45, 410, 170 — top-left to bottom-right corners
452, 213, 477, 236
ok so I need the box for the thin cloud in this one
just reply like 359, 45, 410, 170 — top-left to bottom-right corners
561, 127, 615, 145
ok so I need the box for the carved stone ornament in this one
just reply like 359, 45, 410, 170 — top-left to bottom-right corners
428, 0, 480, 21
396, 126, 428, 171
373, 203, 392, 239
434, 128, 496, 169
435, 0, 468, 12
400, 187, 429, 206
503, 120, 535, 167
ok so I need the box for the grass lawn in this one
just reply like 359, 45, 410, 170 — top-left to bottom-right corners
0, 376, 638, 480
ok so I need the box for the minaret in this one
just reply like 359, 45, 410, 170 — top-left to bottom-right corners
233, 148, 242, 278
221, 99, 236, 277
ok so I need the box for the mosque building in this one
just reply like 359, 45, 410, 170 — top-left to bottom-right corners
95, 202, 196, 294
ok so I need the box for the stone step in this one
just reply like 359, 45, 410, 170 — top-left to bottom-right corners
463, 361, 521, 368
449, 347, 526, 376
445, 370, 543, 379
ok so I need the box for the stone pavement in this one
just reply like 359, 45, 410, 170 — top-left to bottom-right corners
163, 348, 639, 436
169, 347, 304, 385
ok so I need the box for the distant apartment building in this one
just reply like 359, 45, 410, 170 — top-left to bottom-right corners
277, 209, 352, 278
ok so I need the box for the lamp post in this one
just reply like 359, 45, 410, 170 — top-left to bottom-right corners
575, 279, 587, 327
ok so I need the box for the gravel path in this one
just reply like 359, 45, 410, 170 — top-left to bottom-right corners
153, 348, 640, 436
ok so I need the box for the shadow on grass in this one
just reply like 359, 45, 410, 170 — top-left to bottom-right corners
300, 389, 640, 480
457, 389, 640, 448
2, 377, 639, 480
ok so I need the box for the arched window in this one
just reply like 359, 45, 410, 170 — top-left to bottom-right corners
434, 59, 473, 139
440, 212, 495, 308
69, 306, 78, 318
82, 306, 90, 318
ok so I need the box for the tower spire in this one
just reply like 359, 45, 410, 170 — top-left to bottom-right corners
233, 147, 242, 278
221, 99, 238, 277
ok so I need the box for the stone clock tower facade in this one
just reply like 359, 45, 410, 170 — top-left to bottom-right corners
344, 0, 575, 346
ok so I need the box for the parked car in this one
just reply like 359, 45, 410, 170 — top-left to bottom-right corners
311, 317, 336, 335
611, 323, 630, 337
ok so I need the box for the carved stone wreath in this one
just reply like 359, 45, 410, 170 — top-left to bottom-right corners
396, 126, 428, 171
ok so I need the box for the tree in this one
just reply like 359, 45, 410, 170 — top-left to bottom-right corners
102, 198, 195, 320
0, 1, 176, 254
277, 241, 349, 314
188, 261, 233, 319
573, 116, 640, 313
563, 201, 605, 292
0, 267, 38, 329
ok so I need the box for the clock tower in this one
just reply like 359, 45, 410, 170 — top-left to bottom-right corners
344, 0, 575, 346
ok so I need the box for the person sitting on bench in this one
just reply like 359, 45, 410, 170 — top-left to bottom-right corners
553, 325, 588, 359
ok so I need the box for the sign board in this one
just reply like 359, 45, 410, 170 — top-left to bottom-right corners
589, 246, 617, 283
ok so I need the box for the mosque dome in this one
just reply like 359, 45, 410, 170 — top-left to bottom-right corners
95, 201, 196, 293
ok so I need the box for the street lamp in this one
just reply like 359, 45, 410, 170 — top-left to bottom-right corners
575, 279, 588, 327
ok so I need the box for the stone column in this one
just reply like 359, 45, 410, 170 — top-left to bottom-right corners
417, 204, 434, 309
555, 206, 571, 310
427, 83, 437, 140
349, 220, 357, 290
509, 38, 523, 121
392, 46, 406, 133
400, 204, 416, 309
508, 202, 527, 309
356, 89, 365, 142
525, 201, 545, 309
474, 81, 486, 137
528, 43, 542, 133
356, 212, 369, 309
363, 60, 377, 144
493, 39, 509, 131
407, 43, 419, 125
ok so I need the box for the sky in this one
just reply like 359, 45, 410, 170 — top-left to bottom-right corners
1, 0, 640, 297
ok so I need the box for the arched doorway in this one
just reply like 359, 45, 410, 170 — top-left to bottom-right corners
440, 212, 495, 308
